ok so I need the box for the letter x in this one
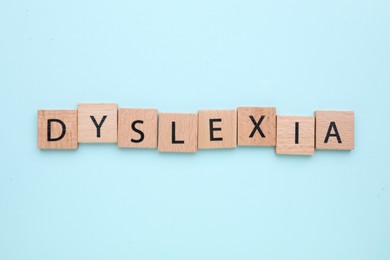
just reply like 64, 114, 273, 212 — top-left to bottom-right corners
249, 115, 265, 138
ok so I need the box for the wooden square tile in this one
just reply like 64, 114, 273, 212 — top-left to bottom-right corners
118, 108, 158, 148
38, 110, 78, 149
158, 113, 198, 153
237, 107, 276, 146
276, 116, 315, 155
315, 111, 354, 150
198, 110, 237, 149
78, 103, 117, 143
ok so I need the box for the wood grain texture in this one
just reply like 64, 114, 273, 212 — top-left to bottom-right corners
38, 110, 78, 149
237, 107, 276, 146
78, 103, 117, 143
117, 108, 158, 148
158, 113, 198, 153
198, 110, 237, 149
315, 111, 354, 150
276, 116, 315, 155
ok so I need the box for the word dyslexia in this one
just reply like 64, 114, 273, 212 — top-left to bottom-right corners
37, 104, 354, 155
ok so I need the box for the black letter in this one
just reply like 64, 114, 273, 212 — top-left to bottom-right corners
131, 120, 145, 143
210, 119, 223, 141
90, 115, 107, 138
249, 115, 265, 138
324, 121, 342, 143
295, 122, 299, 144
47, 119, 66, 141
172, 122, 184, 144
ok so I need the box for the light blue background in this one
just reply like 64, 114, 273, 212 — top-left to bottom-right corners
1, 0, 389, 259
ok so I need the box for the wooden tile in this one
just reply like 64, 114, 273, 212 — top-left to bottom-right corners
38, 110, 78, 149
118, 108, 158, 148
276, 116, 315, 155
158, 113, 198, 153
237, 107, 276, 146
78, 103, 117, 143
198, 110, 237, 149
315, 111, 354, 150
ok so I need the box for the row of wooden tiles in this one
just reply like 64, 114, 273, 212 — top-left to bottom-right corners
37, 104, 354, 155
